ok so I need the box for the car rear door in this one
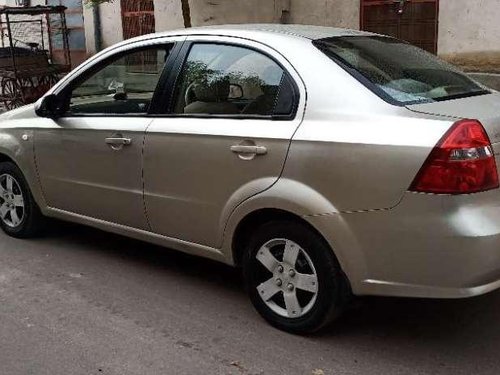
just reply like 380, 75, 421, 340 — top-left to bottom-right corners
143, 36, 305, 248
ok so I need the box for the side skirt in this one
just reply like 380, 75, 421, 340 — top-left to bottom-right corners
44, 207, 229, 264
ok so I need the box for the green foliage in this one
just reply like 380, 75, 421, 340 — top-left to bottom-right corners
184, 61, 263, 88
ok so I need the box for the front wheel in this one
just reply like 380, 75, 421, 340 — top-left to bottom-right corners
243, 221, 349, 334
0, 162, 45, 238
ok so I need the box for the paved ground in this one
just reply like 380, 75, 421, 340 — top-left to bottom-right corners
0, 222, 499, 375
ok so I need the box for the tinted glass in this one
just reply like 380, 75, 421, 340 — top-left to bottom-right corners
69, 47, 168, 115
314, 36, 489, 105
173, 44, 291, 116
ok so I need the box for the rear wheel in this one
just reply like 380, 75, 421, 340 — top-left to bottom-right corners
0, 162, 44, 238
243, 221, 349, 334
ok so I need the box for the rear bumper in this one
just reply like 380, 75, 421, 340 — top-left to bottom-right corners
307, 190, 500, 299
358, 278, 500, 299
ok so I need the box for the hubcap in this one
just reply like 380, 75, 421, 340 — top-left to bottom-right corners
255, 238, 318, 318
0, 174, 25, 228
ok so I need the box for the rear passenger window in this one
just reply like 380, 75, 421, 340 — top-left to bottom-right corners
173, 43, 295, 117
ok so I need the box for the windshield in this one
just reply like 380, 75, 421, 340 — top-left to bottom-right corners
314, 36, 489, 105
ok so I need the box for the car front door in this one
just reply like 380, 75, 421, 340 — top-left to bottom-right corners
35, 42, 176, 229
144, 37, 305, 248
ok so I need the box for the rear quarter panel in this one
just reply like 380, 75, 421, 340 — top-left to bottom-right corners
262, 36, 455, 213
284, 110, 453, 214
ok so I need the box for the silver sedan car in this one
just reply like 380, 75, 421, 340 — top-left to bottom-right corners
1, 24, 499, 333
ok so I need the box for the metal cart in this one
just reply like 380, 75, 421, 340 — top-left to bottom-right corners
0, 5, 71, 110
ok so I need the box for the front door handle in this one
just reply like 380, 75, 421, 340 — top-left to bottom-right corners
230, 145, 267, 155
105, 136, 132, 150
230, 143, 267, 161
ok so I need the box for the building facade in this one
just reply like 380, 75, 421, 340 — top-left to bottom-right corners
0, 0, 499, 72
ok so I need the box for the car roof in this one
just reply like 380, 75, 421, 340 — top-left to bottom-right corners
189, 24, 373, 39
129, 24, 375, 43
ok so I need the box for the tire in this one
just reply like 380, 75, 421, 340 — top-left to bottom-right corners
0, 161, 45, 238
243, 220, 349, 334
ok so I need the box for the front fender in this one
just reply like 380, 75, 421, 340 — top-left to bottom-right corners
0, 123, 46, 210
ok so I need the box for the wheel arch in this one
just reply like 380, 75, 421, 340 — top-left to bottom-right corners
0, 141, 47, 212
222, 179, 368, 293
0, 151, 16, 164
231, 207, 354, 295
224, 178, 341, 266
232, 208, 310, 266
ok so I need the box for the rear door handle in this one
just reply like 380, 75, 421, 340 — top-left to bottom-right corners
230, 145, 267, 155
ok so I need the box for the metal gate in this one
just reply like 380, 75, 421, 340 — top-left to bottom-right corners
121, 0, 155, 40
121, 0, 156, 72
360, 0, 439, 54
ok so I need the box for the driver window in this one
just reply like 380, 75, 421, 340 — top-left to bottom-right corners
68, 46, 169, 115
173, 43, 290, 116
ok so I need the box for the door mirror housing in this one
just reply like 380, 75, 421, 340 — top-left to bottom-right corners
113, 92, 128, 101
35, 94, 63, 118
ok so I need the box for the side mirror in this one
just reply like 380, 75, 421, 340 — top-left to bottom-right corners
35, 94, 62, 118
113, 92, 128, 101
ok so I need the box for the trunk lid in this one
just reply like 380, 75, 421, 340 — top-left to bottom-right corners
407, 92, 500, 144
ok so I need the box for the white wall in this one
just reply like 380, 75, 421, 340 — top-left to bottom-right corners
98, 1, 123, 48
84, 0, 184, 54
186, 0, 359, 29
81, 0, 500, 72
82, 0, 360, 55
83, 1, 124, 54
438, 0, 500, 70
154, 0, 184, 31
188, 0, 276, 26
439, 0, 500, 55
288, 0, 359, 29
83, 0, 277, 52
82, 3, 95, 55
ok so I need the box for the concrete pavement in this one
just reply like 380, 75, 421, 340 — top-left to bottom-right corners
0, 221, 499, 375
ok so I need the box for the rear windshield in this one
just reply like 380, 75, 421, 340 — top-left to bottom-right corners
314, 36, 489, 105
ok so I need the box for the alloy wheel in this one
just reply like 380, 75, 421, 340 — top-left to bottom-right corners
255, 238, 318, 318
0, 174, 25, 228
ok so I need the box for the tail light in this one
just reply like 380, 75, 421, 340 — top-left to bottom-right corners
409, 119, 499, 194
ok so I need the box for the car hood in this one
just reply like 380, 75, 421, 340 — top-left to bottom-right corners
407, 92, 500, 144
0, 104, 37, 123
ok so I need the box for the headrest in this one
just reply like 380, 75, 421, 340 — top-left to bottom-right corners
193, 77, 230, 103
